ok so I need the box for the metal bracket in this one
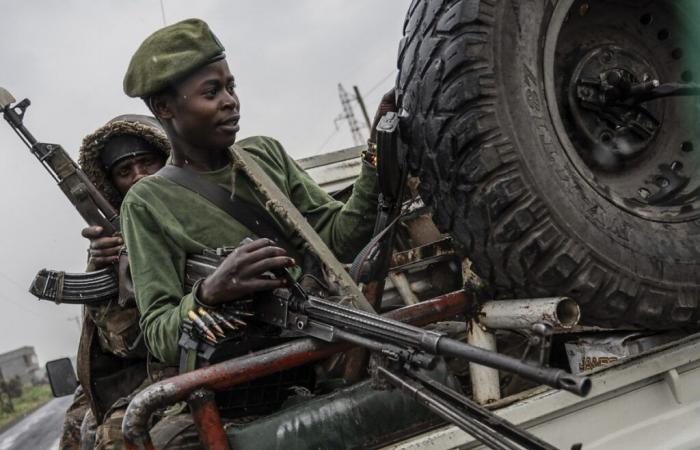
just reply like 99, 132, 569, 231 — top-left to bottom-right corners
521, 322, 554, 368
665, 368, 685, 404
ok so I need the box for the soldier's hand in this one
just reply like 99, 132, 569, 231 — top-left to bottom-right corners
81, 226, 123, 270
369, 88, 397, 143
198, 238, 294, 306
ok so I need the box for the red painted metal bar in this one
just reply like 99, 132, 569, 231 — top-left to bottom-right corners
122, 290, 472, 450
188, 389, 230, 450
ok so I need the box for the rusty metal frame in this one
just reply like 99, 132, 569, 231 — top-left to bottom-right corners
188, 389, 229, 450
122, 291, 472, 450
390, 237, 456, 273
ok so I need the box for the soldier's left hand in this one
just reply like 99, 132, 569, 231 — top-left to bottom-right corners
82, 226, 123, 269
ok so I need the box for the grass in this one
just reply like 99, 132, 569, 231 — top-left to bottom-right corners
0, 384, 53, 429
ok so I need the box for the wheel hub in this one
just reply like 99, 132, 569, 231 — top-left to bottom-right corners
569, 45, 662, 167
543, 0, 700, 221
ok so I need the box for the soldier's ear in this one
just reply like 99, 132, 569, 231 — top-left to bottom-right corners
148, 92, 175, 121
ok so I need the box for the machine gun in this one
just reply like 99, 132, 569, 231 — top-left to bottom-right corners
172, 242, 590, 450
0, 87, 121, 303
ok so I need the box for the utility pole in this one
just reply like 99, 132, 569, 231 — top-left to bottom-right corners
337, 83, 365, 146
352, 85, 372, 130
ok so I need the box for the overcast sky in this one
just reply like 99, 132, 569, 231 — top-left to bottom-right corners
0, 0, 410, 365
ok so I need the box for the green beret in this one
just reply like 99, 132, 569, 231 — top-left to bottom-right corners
123, 18, 225, 98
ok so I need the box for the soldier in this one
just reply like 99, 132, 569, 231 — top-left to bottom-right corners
120, 18, 394, 367
58, 115, 169, 450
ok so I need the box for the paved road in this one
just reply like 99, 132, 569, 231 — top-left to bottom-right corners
0, 396, 72, 450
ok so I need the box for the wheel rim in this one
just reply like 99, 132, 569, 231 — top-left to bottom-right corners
543, 0, 700, 223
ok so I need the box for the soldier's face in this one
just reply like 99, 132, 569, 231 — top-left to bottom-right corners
169, 59, 240, 150
110, 153, 166, 195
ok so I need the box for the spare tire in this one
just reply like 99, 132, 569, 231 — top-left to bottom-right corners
396, 0, 700, 328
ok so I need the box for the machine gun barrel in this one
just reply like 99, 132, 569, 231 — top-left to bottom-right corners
286, 294, 591, 396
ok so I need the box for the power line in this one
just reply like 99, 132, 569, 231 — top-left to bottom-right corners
363, 70, 396, 97
316, 127, 341, 154
0, 289, 51, 319
0, 271, 55, 319
317, 70, 396, 155
0, 271, 26, 293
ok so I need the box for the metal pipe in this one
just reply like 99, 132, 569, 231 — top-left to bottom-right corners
478, 297, 580, 330
188, 389, 230, 450
122, 291, 473, 450
467, 321, 500, 404
388, 272, 419, 305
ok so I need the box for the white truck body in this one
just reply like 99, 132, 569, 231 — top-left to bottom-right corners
385, 333, 700, 450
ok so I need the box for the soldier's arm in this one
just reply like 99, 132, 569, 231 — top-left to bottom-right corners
237, 136, 379, 263
274, 91, 395, 262
240, 136, 377, 263
120, 200, 194, 364
286, 151, 379, 263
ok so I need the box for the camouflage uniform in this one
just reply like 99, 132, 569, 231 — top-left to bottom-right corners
58, 386, 88, 450
57, 115, 170, 450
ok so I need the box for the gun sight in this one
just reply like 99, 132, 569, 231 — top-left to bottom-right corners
0, 87, 16, 110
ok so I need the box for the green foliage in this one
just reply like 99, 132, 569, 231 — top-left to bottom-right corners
7, 377, 23, 399
0, 384, 52, 429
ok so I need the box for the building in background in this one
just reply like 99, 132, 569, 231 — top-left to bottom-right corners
0, 346, 41, 385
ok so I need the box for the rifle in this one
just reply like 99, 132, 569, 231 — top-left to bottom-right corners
0, 87, 122, 304
0, 87, 120, 234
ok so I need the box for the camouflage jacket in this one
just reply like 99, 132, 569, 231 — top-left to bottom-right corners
76, 114, 170, 422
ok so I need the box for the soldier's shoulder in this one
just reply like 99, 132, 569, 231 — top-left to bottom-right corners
238, 135, 286, 155
236, 135, 289, 168
121, 173, 172, 206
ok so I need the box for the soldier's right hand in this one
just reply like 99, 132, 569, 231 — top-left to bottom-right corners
197, 238, 294, 306
81, 226, 123, 270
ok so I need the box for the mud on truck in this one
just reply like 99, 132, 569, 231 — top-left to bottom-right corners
6, 0, 700, 449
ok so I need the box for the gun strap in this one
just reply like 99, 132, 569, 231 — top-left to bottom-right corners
156, 165, 290, 251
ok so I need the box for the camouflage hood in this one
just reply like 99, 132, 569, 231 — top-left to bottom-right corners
78, 114, 170, 208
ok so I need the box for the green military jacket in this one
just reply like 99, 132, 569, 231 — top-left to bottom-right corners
121, 136, 378, 364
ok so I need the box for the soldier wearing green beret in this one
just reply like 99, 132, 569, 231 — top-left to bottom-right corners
120, 18, 394, 370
